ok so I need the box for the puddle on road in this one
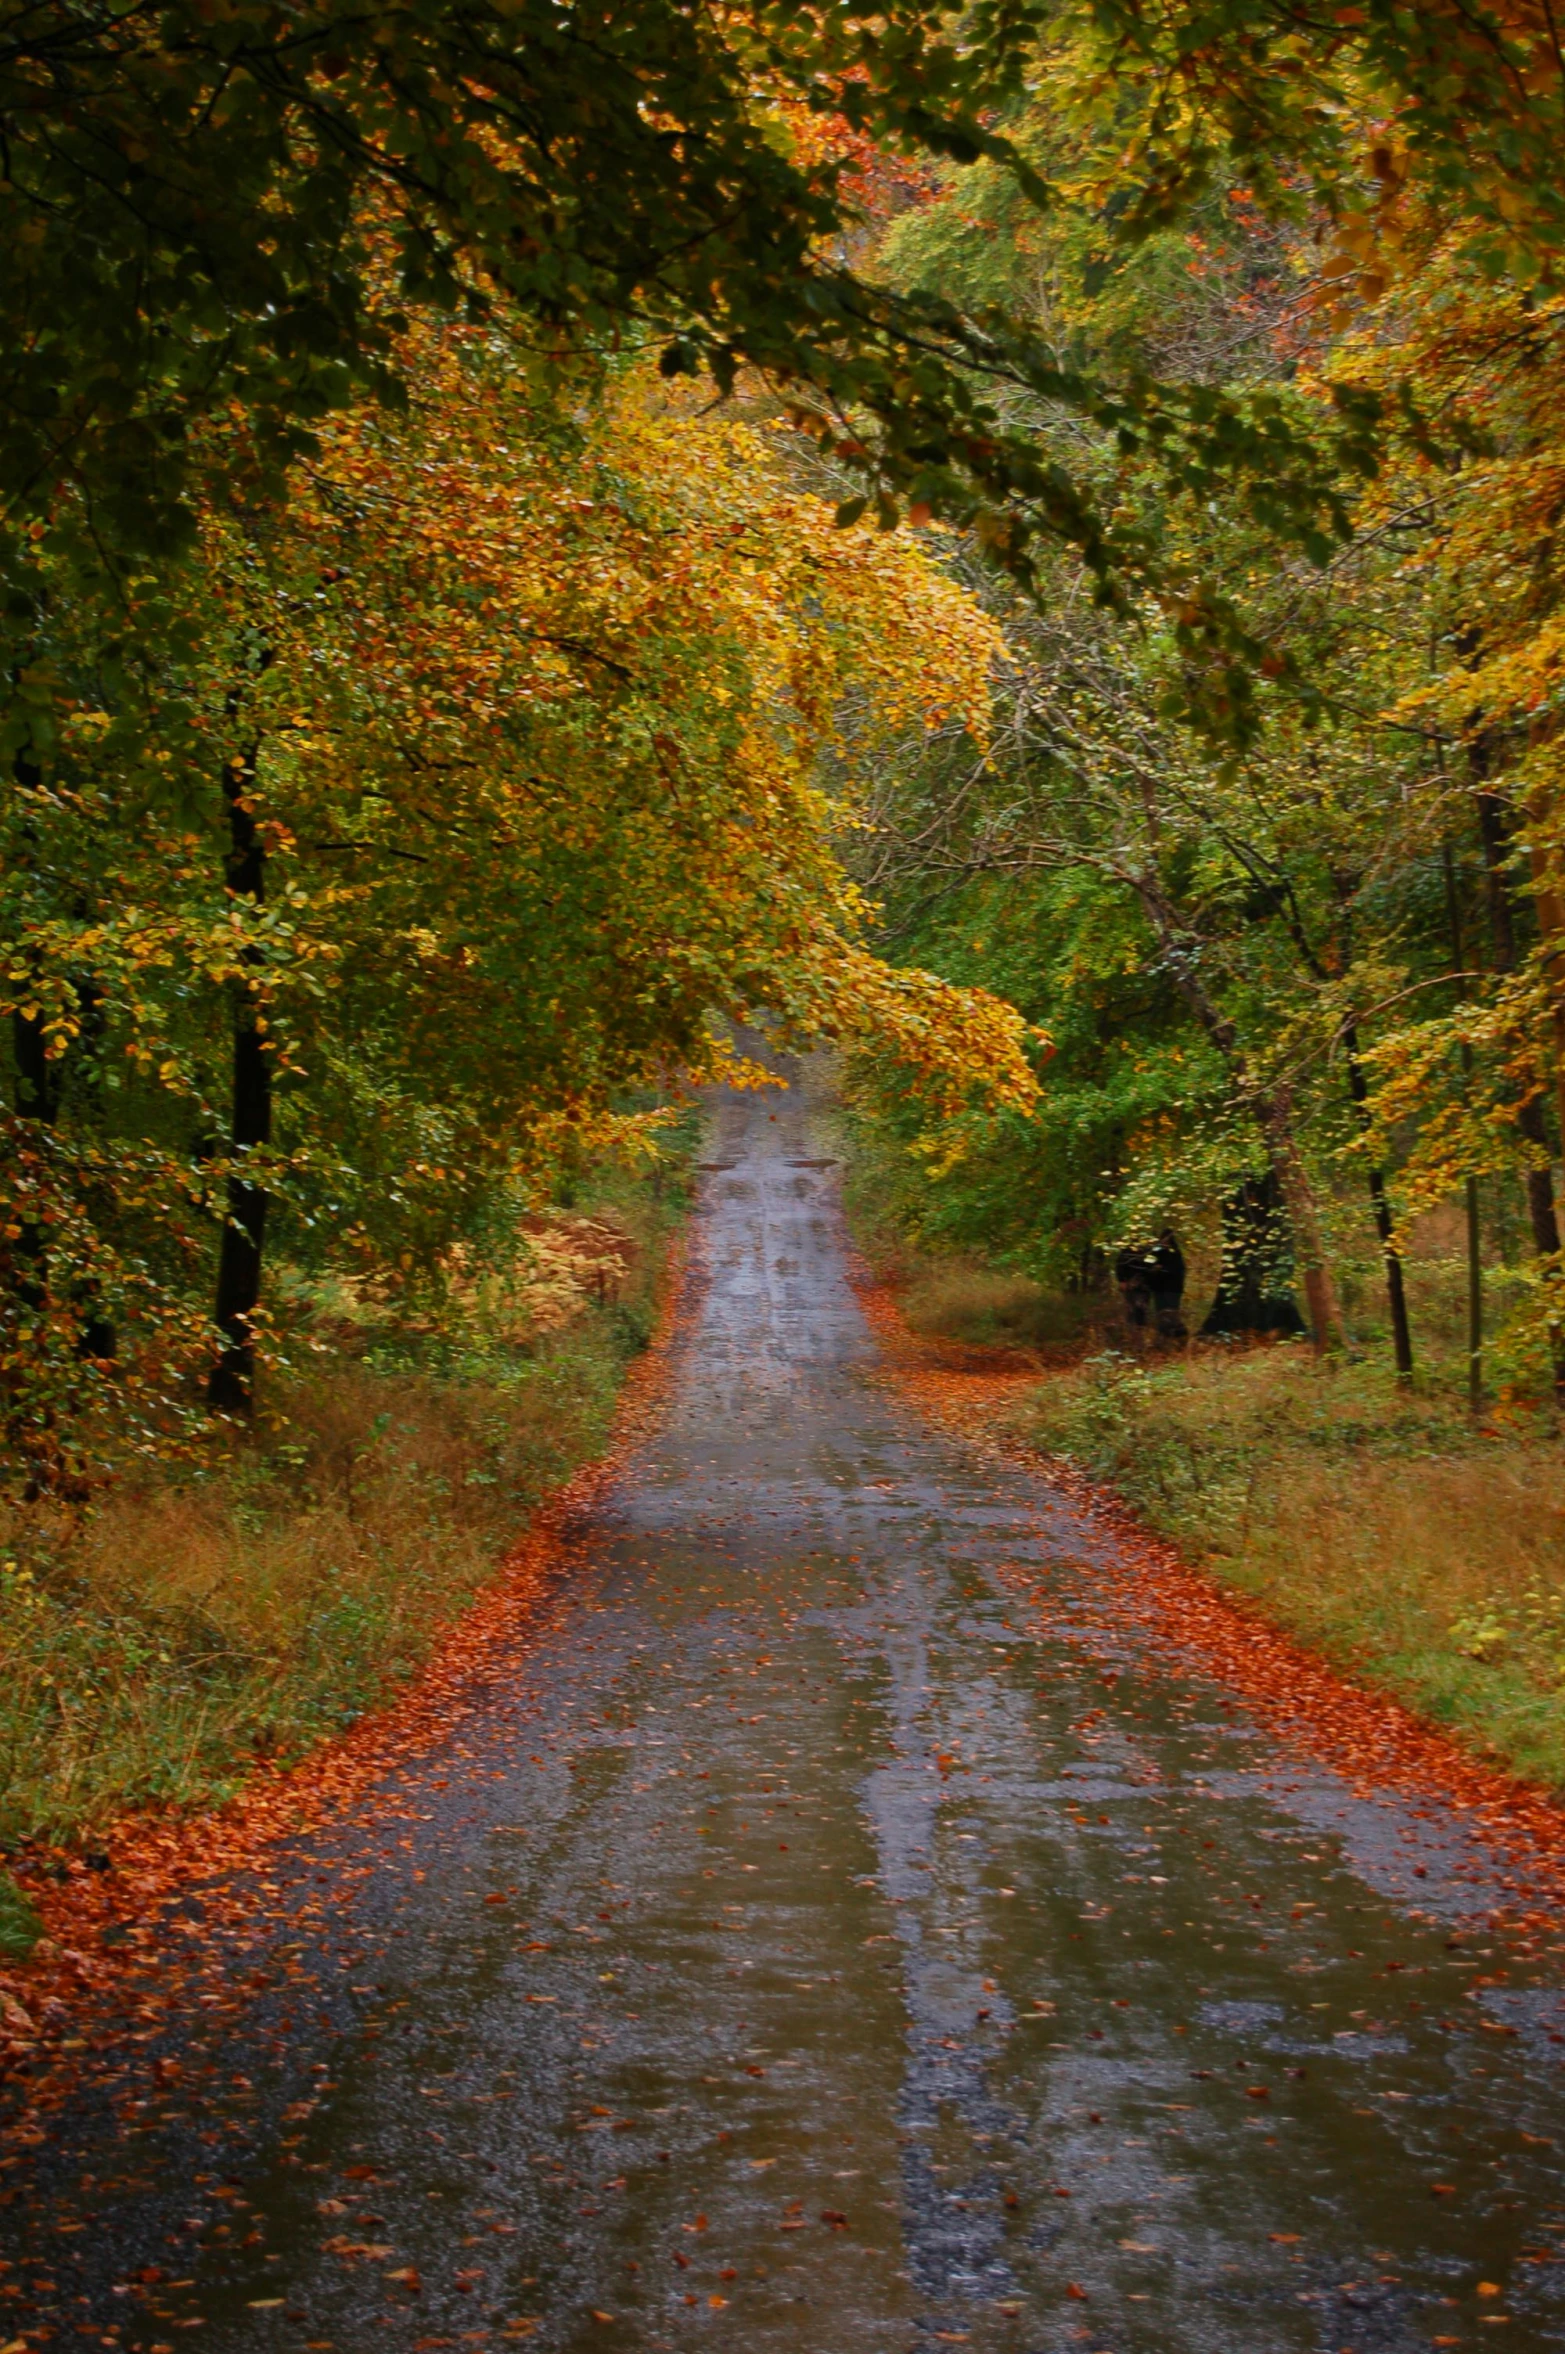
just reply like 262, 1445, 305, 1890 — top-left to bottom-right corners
7, 1068, 1565, 2353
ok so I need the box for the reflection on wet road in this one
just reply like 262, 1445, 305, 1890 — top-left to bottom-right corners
7, 1077, 1565, 2353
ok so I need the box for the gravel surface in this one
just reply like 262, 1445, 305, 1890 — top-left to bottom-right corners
5, 1074, 1565, 2353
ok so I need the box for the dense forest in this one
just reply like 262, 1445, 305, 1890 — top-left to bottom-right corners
5, 0, 1565, 1839
843, 65, 1565, 1397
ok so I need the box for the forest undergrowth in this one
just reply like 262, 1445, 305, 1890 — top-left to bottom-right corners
1018, 1348, 1565, 1790
846, 1149, 1565, 1794
0, 1153, 690, 1943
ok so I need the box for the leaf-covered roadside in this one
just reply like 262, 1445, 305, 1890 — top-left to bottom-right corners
1015, 1349, 1565, 1791
0, 1142, 691, 1939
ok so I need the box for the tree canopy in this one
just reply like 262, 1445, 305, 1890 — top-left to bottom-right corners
6, 0, 1565, 1477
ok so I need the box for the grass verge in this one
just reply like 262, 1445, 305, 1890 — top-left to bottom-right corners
840, 1119, 1565, 1793
0, 1156, 690, 1919
1013, 1346, 1565, 1789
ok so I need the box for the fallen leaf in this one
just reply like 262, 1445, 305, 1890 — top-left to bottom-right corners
1269, 2234, 1301, 2245
1478, 2284, 1503, 2299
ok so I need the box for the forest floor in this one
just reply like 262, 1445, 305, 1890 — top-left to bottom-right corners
3, 1073, 1565, 2354
0, 1158, 692, 1953
852, 1242, 1565, 1796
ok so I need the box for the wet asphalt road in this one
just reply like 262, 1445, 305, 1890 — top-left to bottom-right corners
6, 1076, 1565, 2354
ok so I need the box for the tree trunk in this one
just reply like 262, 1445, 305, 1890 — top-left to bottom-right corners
1340, 1018, 1414, 1380
13, 1006, 60, 1124
1475, 786, 1565, 1388
207, 745, 271, 1417
1130, 874, 1346, 1350
1261, 1095, 1347, 1352
1523, 778, 1565, 1157
1441, 840, 1484, 1411
1200, 1173, 1306, 1337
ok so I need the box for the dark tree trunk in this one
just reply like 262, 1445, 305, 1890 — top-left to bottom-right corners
1475, 784, 1565, 1388
1129, 874, 1344, 1347
1441, 840, 1484, 1412
1200, 1174, 1307, 1338
10, 1006, 59, 1325
1340, 1018, 1414, 1380
207, 745, 271, 1416
13, 1007, 60, 1123
12, 1000, 116, 1355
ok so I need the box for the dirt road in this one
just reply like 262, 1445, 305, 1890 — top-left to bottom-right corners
5, 1078, 1565, 2352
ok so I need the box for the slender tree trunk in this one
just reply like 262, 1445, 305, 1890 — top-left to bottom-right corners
11, 1005, 59, 1327
1272, 861, 1410, 1371
207, 745, 271, 1416
1337, 1018, 1414, 1379
1441, 840, 1484, 1412
1522, 773, 1565, 1156
1476, 787, 1565, 1389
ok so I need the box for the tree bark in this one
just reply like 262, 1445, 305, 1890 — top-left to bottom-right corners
1441, 840, 1484, 1412
1475, 786, 1565, 1387
1130, 874, 1347, 1350
12, 1007, 59, 1124
207, 744, 271, 1416
1268, 861, 1411, 1373
1200, 1173, 1306, 1336
1522, 771, 1565, 1158
1340, 1017, 1414, 1380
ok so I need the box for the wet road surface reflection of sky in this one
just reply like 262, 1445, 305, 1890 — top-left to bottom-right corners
6, 1071, 1565, 2354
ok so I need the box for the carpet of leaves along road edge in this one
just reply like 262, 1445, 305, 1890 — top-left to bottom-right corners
850, 1256, 1565, 1953
0, 1228, 699, 2086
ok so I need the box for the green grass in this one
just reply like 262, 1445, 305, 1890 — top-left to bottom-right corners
0, 1866, 42, 1959
1013, 1346, 1565, 1788
0, 1159, 689, 1863
897, 1262, 1098, 1352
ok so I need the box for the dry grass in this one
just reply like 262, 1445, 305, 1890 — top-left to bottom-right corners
0, 1162, 689, 1867
0, 1347, 618, 1852
1014, 1346, 1565, 1787
899, 1261, 1098, 1353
